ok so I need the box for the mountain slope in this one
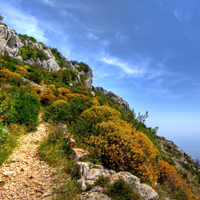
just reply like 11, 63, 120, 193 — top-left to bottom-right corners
0, 22, 200, 199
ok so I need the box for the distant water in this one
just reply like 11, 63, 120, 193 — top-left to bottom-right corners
157, 131, 200, 161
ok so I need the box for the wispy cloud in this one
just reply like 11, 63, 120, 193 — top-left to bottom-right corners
174, 9, 192, 23
1, 1, 48, 43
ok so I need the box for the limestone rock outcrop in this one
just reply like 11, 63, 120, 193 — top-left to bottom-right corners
0, 24, 23, 56
77, 161, 159, 200
95, 87, 130, 110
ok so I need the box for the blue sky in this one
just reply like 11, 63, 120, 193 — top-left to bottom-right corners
1, 0, 200, 159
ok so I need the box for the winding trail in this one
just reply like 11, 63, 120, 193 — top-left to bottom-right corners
0, 120, 56, 199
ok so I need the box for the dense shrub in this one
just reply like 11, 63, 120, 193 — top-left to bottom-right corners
71, 83, 90, 96
158, 160, 195, 199
0, 91, 40, 130
18, 34, 37, 43
77, 62, 91, 73
0, 69, 20, 82
20, 45, 36, 60
43, 97, 93, 124
15, 65, 28, 74
40, 88, 55, 104
36, 49, 48, 60
104, 178, 141, 200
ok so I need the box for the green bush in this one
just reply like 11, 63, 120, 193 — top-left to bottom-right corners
77, 62, 91, 73
104, 178, 141, 200
43, 97, 93, 125
0, 123, 7, 145
0, 90, 40, 130
36, 49, 48, 60
20, 45, 36, 61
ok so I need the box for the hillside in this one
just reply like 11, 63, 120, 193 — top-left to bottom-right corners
0, 21, 200, 199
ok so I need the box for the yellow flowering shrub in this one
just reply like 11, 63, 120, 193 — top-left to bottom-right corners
158, 160, 195, 199
91, 97, 100, 105
53, 100, 68, 106
48, 84, 56, 90
15, 65, 28, 74
0, 69, 20, 82
39, 88, 55, 104
85, 117, 159, 185
57, 87, 71, 96
80, 106, 121, 125
29, 85, 42, 101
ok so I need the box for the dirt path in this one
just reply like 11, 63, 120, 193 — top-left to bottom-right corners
0, 121, 56, 200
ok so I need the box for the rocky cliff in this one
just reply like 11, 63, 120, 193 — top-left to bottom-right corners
0, 23, 93, 88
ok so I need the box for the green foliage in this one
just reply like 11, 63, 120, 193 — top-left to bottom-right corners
95, 175, 110, 187
0, 14, 3, 21
20, 45, 36, 61
71, 83, 90, 96
25, 66, 44, 84
172, 189, 188, 200
38, 124, 69, 166
0, 123, 7, 145
36, 49, 48, 60
0, 55, 21, 72
0, 124, 27, 166
104, 178, 141, 200
77, 62, 91, 73
18, 34, 37, 43
0, 88, 40, 130
43, 97, 93, 125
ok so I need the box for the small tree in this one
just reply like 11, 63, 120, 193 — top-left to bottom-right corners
0, 14, 3, 21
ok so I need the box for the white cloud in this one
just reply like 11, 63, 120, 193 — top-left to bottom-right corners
174, 9, 191, 23
1, 3, 49, 43
100, 55, 148, 77
88, 33, 99, 40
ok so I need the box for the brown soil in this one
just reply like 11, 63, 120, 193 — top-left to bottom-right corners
0, 121, 56, 199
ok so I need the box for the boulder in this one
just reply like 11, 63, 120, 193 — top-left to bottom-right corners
36, 58, 41, 67
73, 148, 89, 160
41, 60, 47, 69
91, 91, 95, 97
24, 58, 35, 65
138, 183, 159, 200
46, 59, 60, 72
77, 162, 90, 179
15, 55, 23, 63
27, 40, 35, 48
87, 192, 111, 200
67, 138, 77, 147
35, 42, 43, 49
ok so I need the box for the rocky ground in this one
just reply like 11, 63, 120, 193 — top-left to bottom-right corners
0, 119, 56, 200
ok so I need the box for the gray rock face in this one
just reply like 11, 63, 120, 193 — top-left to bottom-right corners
27, 40, 35, 48
95, 87, 130, 110
15, 55, 23, 63
35, 42, 43, 49
84, 70, 93, 89
44, 49, 55, 60
24, 58, 35, 66
41, 60, 47, 68
0, 25, 23, 56
36, 58, 41, 67
46, 59, 60, 72
77, 161, 159, 199
73, 148, 89, 160
138, 183, 159, 200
